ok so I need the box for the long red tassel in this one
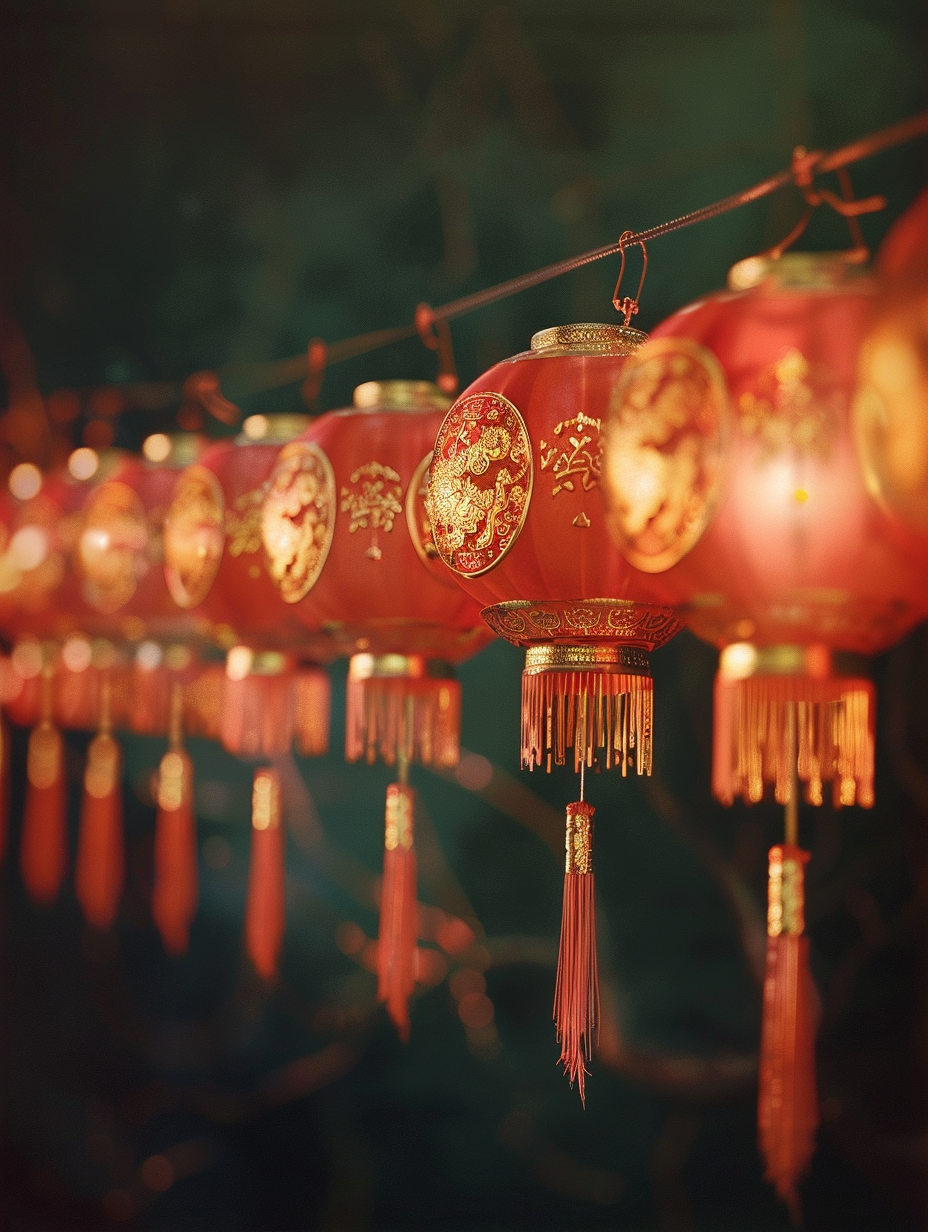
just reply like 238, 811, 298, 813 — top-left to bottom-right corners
377, 783, 418, 1041
21, 662, 68, 905
554, 800, 599, 1106
758, 844, 819, 1224
21, 719, 67, 904
244, 768, 285, 979
152, 684, 198, 954
75, 681, 124, 929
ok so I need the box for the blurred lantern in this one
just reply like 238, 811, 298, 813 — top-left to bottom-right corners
163, 414, 333, 978
854, 187, 928, 567
425, 326, 682, 1100
261, 380, 489, 1038
603, 251, 928, 1213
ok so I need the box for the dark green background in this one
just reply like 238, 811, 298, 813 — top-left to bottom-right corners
0, 2, 927, 1229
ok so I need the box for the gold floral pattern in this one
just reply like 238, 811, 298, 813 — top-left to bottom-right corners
226, 487, 264, 557
427, 391, 532, 577
260, 441, 336, 603
340, 460, 402, 561
605, 338, 729, 574
539, 409, 601, 495
163, 465, 225, 608
480, 598, 681, 649
738, 347, 840, 458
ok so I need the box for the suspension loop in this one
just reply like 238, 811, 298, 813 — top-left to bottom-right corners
301, 337, 328, 410
612, 232, 648, 327
415, 303, 458, 395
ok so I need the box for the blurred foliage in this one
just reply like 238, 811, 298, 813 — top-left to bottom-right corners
0, 1, 926, 1229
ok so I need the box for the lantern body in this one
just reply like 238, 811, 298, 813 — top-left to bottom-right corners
163, 416, 334, 756
603, 254, 928, 805
264, 382, 488, 663
261, 381, 491, 769
854, 188, 928, 567
426, 325, 682, 772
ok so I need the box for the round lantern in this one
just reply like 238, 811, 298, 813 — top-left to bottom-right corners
260, 379, 491, 1038
602, 251, 928, 1215
163, 414, 332, 760
604, 253, 927, 808
425, 324, 683, 1101
854, 187, 928, 564
162, 413, 333, 979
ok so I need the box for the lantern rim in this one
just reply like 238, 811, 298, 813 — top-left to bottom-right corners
352, 380, 451, 412
727, 251, 874, 292
236, 414, 310, 445
529, 322, 647, 356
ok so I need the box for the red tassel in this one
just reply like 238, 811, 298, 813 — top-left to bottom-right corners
377, 783, 418, 1040
758, 844, 819, 1224
222, 653, 294, 758
554, 801, 599, 1106
244, 768, 285, 979
152, 748, 197, 954
20, 719, 67, 904
75, 682, 124, 929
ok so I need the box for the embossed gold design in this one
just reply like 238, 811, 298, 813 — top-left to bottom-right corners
78, 481, 149, 614
340, 460, 402, 561
739, 348, 840, 458
565, 802, 594, 875
524, 644, 650, 672
163, 465, 225, 609
404, 451, 453, 581
385, 783, 414, 852
260, 441, 336, 603
226, 487, 264, 556
427, 391, 532, 577
606, 338, 729, 573
540, 410, 601, 496
767, 845, 806, 937
481, 598, 681, 650
530, 323, 647, 356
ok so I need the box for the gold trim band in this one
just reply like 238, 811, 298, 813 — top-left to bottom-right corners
524, 644, 651, 674
530, 322, 647, 355
348, 653, 455, 683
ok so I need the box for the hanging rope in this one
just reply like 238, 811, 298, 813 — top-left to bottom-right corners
130, 107, 928, 416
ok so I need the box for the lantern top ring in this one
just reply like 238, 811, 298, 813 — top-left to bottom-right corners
348, 652, 455, 682
529, 322, 647, 356
353, 380, 451, 412
524, 644, 651, 675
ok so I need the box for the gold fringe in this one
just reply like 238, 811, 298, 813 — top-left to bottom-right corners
346, 675, 460, 768
521, 669, 653, 773
714, 674, 874, 807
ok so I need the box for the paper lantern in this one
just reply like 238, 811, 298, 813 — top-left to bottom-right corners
261, 379, 491, 1037
604, 254, 928, 809
602, 251, 928, 1214
854, 188, 928, 567
425, 325, 682, 1100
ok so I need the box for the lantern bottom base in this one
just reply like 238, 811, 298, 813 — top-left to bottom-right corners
346, 654, 460, 768
521, 645, 652, 773
714, 649, 874, 807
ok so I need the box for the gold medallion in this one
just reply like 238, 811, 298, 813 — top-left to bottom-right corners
163, 465, 225, 608
605, 338, 729, 573
260, 441, 336, 603
427, 391, 532, 577
78, 481, 148, 613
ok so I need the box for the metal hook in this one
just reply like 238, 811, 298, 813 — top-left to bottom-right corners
612, 231, 648, 327
415, 303, 458, 395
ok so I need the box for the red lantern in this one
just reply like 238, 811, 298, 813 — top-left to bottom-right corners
425, 325, 683, 1101
602, 252, 928, 1215
162, 413, 333, 979
854, 188, 928, 568
260, 379, 491, 1038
